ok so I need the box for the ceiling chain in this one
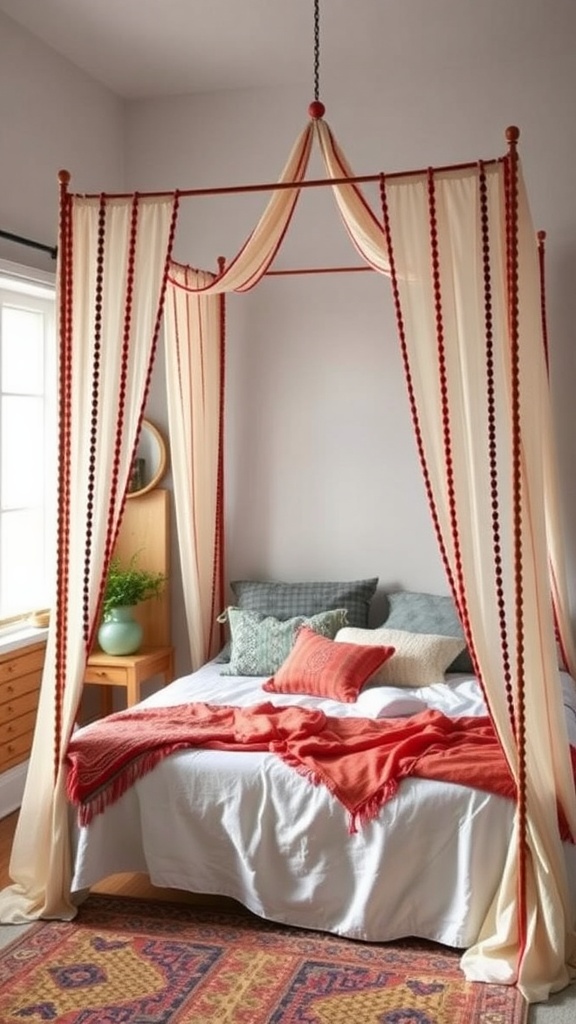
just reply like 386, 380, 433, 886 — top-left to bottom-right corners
313, 0, 321, 102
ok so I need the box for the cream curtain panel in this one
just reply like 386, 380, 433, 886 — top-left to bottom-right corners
178, 124, 315, 295
1, 118, 574, 1003
162, 125, 317, 667
162, 121, 317, 666
377, 162, 576, 1000
164, 266, 226, 669
0, 194, 177, 922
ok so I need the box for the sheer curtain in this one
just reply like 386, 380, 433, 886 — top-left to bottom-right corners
378, 159, 576, 999
0, 191, 178, 922
164, 266, 226, 668
161, 123, 318, 666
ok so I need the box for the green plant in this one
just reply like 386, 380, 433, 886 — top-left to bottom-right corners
102, 553, 167, 620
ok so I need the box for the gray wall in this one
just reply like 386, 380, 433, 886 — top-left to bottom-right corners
0, 14, 125, 270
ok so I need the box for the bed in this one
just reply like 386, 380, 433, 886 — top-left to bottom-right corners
68, 595, 576, 949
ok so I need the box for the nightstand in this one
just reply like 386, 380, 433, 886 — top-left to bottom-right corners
84, 645, 175, 717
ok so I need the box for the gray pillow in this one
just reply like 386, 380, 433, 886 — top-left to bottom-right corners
231, 578, 378, 629
382, 590, 473, 674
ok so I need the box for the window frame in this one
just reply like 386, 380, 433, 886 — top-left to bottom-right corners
0, 258, 57, 635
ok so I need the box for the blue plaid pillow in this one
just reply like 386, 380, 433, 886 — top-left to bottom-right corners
214, 578, 378, 665
231, 578, 378, 629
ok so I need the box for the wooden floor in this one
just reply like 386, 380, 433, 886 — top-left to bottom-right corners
0, 809, 245, 909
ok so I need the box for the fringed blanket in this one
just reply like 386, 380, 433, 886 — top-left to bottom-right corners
66, 701, 528, 830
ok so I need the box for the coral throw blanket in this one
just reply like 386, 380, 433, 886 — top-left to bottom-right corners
66, 701, 527, 830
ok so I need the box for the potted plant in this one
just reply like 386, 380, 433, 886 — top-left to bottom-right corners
98, 553, 167, 655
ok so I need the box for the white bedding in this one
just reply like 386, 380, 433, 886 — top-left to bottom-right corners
70, 662, 576, 946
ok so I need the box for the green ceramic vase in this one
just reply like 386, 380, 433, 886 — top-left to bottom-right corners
98, 605, 143, 656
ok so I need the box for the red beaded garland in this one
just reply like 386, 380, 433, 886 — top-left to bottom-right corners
308, 100, 325, 119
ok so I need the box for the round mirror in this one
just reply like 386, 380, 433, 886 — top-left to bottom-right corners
127, 419, 168, 498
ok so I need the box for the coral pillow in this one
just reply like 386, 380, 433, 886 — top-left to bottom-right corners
263, 626, 395, 703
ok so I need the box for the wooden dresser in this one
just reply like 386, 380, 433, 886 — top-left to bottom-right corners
0, 640, 45, 772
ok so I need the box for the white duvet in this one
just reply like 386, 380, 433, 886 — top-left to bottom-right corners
70, 662, 576, 946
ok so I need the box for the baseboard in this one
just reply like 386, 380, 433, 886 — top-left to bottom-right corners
0, 762, 27, 819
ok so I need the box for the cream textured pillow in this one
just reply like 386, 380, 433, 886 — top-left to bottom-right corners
335, 626, 466, 688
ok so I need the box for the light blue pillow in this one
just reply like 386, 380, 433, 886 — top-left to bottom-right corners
382, 591, 472, 674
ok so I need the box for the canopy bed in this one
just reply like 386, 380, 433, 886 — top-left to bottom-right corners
0, 102, 575, 1005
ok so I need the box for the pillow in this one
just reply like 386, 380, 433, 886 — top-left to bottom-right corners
221, 607, 348, 676
263, 626, 395, 703
231, 578, 378, 629
335, 626, 466, 688
382, 591, 472, 673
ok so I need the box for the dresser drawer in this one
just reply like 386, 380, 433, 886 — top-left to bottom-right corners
0, 668, 42, 704
0, 709, 36, 746
0, 730, 36, 772
0, 644, 46, 685
0, 687, 39, 724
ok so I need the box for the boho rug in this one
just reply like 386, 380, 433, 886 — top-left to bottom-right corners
0, 894, 527, 1023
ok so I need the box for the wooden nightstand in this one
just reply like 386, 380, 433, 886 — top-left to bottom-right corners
84, 646, 175, 717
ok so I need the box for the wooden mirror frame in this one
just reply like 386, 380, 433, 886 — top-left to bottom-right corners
127, 419, 168, 499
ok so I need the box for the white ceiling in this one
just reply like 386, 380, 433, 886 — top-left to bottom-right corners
0, 0, 572, 101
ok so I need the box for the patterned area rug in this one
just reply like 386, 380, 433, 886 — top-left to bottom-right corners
0, 894, 527, 1023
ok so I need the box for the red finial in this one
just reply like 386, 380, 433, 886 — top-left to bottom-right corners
308, 100, 325, 120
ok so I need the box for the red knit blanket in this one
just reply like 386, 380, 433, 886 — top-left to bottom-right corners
66, 701, 534, 830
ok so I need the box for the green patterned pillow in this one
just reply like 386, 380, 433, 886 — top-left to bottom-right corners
221, 606, 349, 676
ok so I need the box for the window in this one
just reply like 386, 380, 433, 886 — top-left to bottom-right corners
0, 259, 56, 630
